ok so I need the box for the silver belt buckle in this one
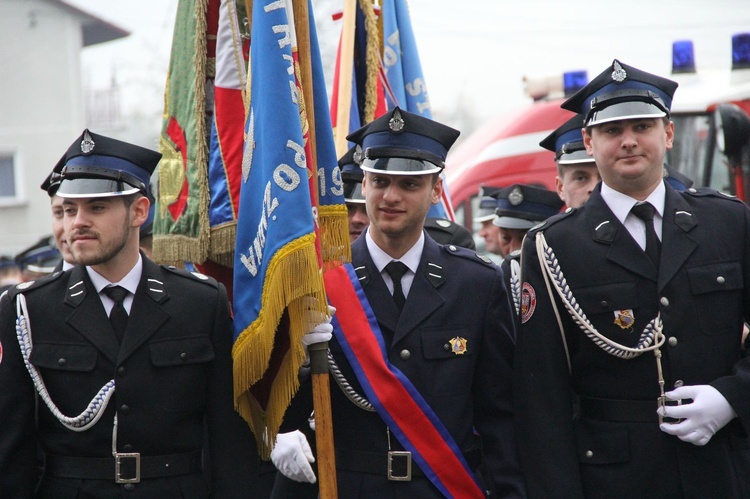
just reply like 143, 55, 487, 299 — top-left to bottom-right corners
387, 451, 412, 481
114, 452, 141, 484
657, 396, 683, 425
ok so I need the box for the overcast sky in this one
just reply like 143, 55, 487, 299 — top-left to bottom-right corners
66, 0, 750, 131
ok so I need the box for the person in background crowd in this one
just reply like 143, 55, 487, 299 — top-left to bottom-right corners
272, 107, 524, 497
14, 236, 62, 282
515, 59, 750, 498
541, 114, 601, 209
424, 217, 476, 250
0, 129, 259, 497
341, 145, 370, 244
492, 184, 563, 325
0, 256, 22, 293
475, 186, 506, 257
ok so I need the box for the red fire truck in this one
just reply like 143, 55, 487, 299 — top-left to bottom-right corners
445, 34, 750, 239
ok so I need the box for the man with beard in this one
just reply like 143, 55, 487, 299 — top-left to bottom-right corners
0, 130, 258, 497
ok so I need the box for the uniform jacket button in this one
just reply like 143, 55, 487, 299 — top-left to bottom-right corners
668, 337, 678, 347
585, 450, 594, 459
180, 352, 188, 361
443, 343, 451, 352
674, 380, 684, 388
117, 366, 126, 376
660, 297, 670, 307
123, 483, 135, 491
400, 349, 411, 360
600, 301, 608, 308
123, 444, 133, 451
57, 358, 67, 367
120, 405, 130, 415
717, 276, 726, 284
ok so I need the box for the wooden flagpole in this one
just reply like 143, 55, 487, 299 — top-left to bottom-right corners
292, 1, 338, 497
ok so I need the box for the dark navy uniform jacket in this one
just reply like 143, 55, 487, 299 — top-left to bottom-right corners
515, 181, 750, 498
0, 258, 258, 498
288, 232, 524, 498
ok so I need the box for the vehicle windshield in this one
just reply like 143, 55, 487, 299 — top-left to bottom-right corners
669, 113, 732, 194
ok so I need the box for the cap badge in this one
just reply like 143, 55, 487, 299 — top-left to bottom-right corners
613, 309, 635, 330
509, 186, 524, 206
611, 60, 627, 83
388, 109, 405, 133
353, 149, 363, 164
448, 336, 468, 355
80, 130, 95, 154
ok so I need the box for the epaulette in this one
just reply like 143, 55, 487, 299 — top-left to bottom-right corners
163, 265, 219, 287
528, 207, 577, 235
683, 186, 743, 203
5, 271, 64, 300
442, 243, 495, 266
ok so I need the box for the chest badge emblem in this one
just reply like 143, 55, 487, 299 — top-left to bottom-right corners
613, 309, 635, 330
449, 337, 468, 355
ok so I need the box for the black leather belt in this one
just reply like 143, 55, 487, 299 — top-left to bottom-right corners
45, 451, 202, 482
579, 397, 659, 423
335, 447, 481, 480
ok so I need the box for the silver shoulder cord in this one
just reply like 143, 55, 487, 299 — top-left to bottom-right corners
15, 293, 115, 432
534, 232, 665, 370
510, 258, 521, 316
327, 350, 375, 412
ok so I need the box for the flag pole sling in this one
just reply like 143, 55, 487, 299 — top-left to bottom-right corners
293, 0, 338, 497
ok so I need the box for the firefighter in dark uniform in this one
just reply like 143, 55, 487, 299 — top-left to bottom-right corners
514, 60, 750, 498
492, 184, 562, 325
272, 107, 524, 497
0, 130, 258, 497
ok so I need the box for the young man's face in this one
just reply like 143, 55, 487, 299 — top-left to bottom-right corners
63, 196, 144, 267
555, 164, 600, 209
362, 172, 441, 245
346, 203, 369, 243
583, 118, 673, 198
498, 226, 527, 254
51, 195, 75, 265
478, 219, 503, 256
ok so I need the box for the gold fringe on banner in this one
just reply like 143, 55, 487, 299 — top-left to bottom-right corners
208, 223, 237, 267
232, 233, 328, 458
319, 203, 351, 271
359, 0, 381, 124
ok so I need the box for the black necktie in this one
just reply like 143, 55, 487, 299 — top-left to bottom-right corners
385, 261, 409, 312
104, 286, 129, 343
631, 202, 661, 268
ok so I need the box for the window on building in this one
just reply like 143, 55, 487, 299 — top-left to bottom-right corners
0, 155, 17, 198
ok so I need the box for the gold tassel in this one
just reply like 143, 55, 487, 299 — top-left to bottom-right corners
359, 0, 380, 124
319, 204, 351, 270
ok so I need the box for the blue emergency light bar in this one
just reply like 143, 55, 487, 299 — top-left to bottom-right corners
672, 40, 696, 74
732, 33, 750, 70
563, 71, 587, 97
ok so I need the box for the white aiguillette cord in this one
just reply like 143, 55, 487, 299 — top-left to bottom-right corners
15, 293, 115, 432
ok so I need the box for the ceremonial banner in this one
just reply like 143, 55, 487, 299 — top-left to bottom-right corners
232, 0, 347, 457
206, 0, 250, 266
154, 0, 212, 264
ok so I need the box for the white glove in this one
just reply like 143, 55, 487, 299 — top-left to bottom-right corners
301, 305, 336, 353
270, 430, 317, 483
658, 385, 737, 446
